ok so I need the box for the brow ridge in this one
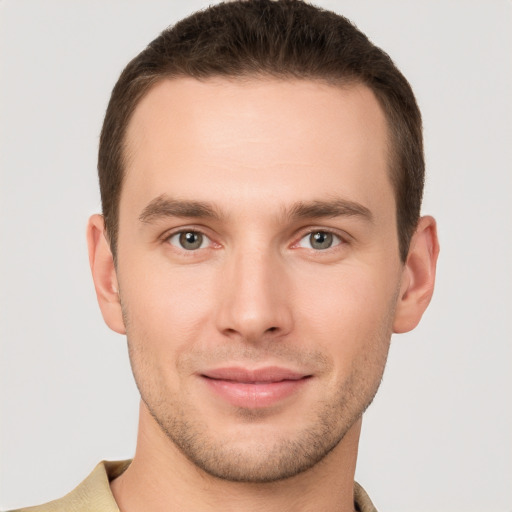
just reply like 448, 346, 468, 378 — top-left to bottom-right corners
286, 199, 373, 222
139, 195, 373, 224
139, 195, 222, 223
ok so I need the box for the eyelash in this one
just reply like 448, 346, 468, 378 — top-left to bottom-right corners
162, 227, 349, 253
164, 228, 218, 252
293, 229, 345, 251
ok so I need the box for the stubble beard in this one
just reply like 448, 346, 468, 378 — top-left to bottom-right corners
127, 339, 390, 484
122, 293, 396, 484
143, 380, 376, 483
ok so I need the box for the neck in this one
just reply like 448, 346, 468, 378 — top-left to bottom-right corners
111, 402, 361, 512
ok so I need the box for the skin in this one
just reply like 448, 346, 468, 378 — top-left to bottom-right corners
88, 77, 439, 512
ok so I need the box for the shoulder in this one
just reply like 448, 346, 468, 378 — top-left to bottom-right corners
5, 460, 130, 512
354, 481, 378, 512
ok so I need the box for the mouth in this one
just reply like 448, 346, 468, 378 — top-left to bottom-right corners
199, 366, 312, 409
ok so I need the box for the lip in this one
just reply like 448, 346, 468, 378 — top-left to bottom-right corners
199, 366, 312, 409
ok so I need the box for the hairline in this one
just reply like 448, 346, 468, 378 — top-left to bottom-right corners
114, 73, 399, 258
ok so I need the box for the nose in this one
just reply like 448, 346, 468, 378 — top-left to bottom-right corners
215, 246, 293, 344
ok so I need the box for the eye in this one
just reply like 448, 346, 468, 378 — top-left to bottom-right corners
167, 230, 209, 250
297, 231, 342, 250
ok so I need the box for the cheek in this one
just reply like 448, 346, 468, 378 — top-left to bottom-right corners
118, 259, 219, 379
293, 263, 398, 357
120, 255, 216, 325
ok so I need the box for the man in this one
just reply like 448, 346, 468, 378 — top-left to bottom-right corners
10, 0, 438, 510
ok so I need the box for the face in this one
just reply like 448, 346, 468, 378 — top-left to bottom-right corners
115, 78, 404, 482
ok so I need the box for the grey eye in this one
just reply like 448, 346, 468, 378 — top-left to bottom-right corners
310, 231, 333, 250
168, 231, 207, 250
298, 231, 341, 250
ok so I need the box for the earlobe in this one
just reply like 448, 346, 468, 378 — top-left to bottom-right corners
393, 216, 440, 334
86, 214, 126, 335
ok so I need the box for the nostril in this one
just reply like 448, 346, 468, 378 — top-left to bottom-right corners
266, 327, 278, 333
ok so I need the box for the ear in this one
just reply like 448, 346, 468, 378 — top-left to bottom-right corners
86, 214, 126, 335
393, 215, 440, 333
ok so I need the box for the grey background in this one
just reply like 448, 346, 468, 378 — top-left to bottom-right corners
1, 1, 511, 510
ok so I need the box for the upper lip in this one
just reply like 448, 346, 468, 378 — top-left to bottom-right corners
200, 366, 310, 383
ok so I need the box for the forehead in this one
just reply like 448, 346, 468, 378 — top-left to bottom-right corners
122, 77, 392, 219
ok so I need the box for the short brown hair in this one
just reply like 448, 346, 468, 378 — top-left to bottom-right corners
98, 0, 424, 262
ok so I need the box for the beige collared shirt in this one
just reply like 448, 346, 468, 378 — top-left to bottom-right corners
8, 460, 377, 512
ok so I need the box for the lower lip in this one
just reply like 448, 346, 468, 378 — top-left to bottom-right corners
202, 376, 310, 408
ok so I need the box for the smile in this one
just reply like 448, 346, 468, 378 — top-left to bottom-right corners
199, 366, 312, 409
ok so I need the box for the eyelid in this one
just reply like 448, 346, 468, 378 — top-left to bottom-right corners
168, 231, 209, 250
291, 227, 349, 250
159, 225, 349, 251
161, 226, 220, 250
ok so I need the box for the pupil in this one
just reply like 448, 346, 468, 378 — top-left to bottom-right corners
180, 231, 203, 250
311, 231, 332, 250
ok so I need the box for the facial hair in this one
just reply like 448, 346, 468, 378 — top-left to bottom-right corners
123, 305, 394, 484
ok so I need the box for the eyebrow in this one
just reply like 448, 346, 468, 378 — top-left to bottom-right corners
286, 199, 373, 223
139, 194, 373, 224
139, 195, 222, 223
